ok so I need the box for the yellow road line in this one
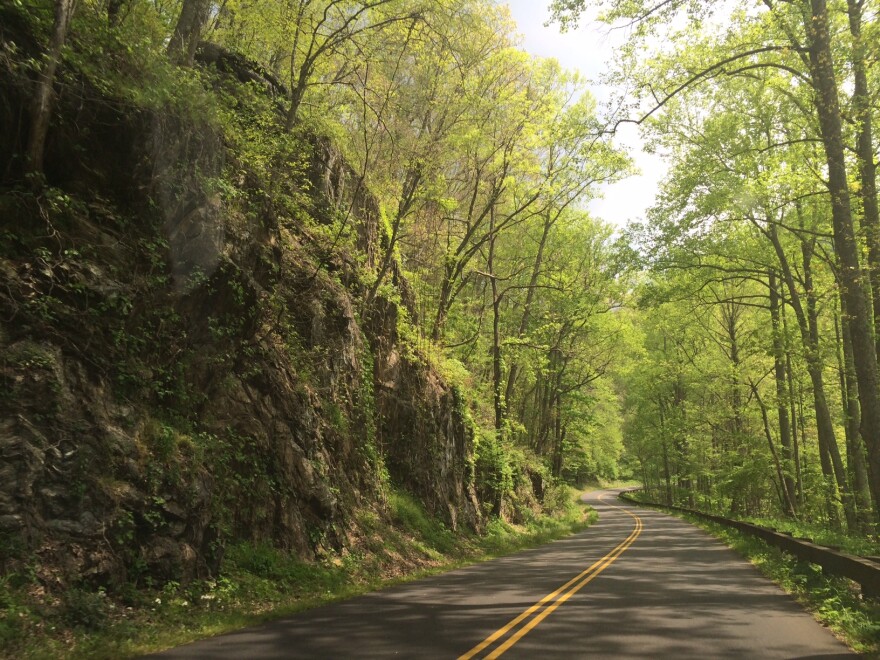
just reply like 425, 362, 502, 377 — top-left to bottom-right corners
458, 495, 642, 660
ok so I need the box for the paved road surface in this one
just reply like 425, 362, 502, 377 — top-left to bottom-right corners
151, 490, 854, 658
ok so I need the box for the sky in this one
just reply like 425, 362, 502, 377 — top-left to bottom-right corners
503, 1, 666, 228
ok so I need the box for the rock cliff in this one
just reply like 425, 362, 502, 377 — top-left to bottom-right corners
0, 14, 480, 589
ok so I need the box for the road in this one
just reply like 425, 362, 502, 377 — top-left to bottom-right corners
151, 490, 854, 658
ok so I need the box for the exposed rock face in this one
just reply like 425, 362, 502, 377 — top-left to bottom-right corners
368, 296, 480, 531
0, 22, 479, 588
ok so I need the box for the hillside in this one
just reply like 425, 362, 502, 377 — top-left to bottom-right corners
0, 6, 505, 648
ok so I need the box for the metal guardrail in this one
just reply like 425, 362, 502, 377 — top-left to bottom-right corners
618, 490, 880, 599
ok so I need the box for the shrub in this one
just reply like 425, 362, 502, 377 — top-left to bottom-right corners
58, 588, 107, 631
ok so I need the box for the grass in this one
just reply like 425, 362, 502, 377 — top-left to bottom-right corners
743, 516, 880, 558
0, 486, 597, 659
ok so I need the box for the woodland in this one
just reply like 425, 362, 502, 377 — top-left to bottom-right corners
1, 0, 880, 654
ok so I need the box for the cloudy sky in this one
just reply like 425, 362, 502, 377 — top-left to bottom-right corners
503, 1, 666, 228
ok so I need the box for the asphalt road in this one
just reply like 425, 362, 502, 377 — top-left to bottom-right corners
151, 490, 855, 658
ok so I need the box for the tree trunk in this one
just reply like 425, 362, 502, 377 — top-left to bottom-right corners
26, 0, 76, 182
783, 306, 804, 504
167, 0, 211, 66
846, 0, 880, 357
658, 395, 673, 505
552, 396, 564, 478
366, 165, 422, 305
803, 0, 880, 520
839, 292, 874, 528
769, 271, 797, 515
432, 265, 454, 341
488, 208, 504, 434
505, 212, 553, 405
752, 381, 796, 515
768, 225, 850, 527
284, 78, 307, 132
107, 0, 128, 26
802, 240, 853, 529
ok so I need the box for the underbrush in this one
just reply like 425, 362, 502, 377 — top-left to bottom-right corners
0, 487, 595, 659
743, 516, 880, 558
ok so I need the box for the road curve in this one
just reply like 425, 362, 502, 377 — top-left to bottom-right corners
150, 490, 854, 658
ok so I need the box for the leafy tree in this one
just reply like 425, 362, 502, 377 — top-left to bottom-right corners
26, 0, 76, 181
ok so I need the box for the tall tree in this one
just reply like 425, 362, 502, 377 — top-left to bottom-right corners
27, 0, 76, 181
168, 0, 211, 65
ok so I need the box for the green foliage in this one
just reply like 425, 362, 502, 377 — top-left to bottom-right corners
197, 429, 283, 541
6, 0, 634, 526
0, 577, 32, 653
478, 493, 597, 556
143, 421, 179, 462
58, 588, 108, 631
541, 481, 578, 516
224, 544, 348, 596
744, 517, 880, 558
473, 428, 513, 512
25, 0, 876, 654
354, 346, 390, 493
592, 0, 880, 539
389, 491, 455, 554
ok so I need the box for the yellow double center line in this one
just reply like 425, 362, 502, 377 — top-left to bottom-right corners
458, 496, 643, 659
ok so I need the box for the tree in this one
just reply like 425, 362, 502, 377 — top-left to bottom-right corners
550, 0, 880, 523
27, 0, 76, 181
168, 0, 211, 66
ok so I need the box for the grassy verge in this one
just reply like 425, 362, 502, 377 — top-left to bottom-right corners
0, 487, 596, 659
623, 492, 880, 558
674, 513, 880, 656
742, 516, 880, 558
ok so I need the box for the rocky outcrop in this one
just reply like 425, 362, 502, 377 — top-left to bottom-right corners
0, 19, 479, 589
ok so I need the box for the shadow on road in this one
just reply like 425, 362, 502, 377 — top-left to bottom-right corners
150, 494, 854, 659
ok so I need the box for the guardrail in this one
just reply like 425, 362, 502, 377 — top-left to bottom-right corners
618, 490, 880, 599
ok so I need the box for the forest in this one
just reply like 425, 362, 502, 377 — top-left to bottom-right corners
567, 0, 880, 536
1, 0, 880, 655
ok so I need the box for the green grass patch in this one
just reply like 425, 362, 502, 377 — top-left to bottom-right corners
388, 491, 456, 555
743, 516, 880, 558
0, 488, 596, 659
